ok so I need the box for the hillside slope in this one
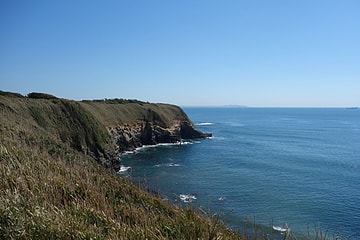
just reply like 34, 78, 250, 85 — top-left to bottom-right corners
0, 91, 239, 239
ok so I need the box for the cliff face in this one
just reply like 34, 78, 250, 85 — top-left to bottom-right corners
108, 120, 210, 153
79, 100, 211, 154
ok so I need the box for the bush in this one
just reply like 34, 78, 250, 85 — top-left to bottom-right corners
0, 90, 24, 98
27, 92, 58, 99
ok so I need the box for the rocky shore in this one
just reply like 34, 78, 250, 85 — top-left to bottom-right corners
109, 120, 211, 153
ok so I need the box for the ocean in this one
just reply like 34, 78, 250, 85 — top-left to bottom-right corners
119, 108, 360, 239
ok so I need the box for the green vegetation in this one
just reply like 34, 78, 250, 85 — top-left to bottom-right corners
82, 98, 148, 105
79, 100, 189, 128
0, 92, 241, 239
0, 90, 24, 98
27, 92, 58, 99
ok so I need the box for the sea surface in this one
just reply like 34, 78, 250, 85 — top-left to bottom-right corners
120, 108, 360, 238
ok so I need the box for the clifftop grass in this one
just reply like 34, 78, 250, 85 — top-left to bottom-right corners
0, 94, 115, 168
0, 92, 241, 239
80, 99, 190, 128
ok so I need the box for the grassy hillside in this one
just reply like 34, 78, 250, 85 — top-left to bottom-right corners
0, 93, 117, 168
0, 92, 241, 239
80, 99, 191, 128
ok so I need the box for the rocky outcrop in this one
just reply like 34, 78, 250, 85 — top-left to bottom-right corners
109, 120, 211, 153
79, 100, 212, 154
180, 121, 211, 139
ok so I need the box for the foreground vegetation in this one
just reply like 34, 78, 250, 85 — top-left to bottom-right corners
0, 92, 240, 239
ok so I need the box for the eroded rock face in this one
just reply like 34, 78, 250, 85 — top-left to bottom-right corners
109, 120, 211, 153
180, 121, 212, 139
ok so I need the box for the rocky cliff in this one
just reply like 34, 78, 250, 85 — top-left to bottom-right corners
0, 91, 211, 171
79, 99, 211, 154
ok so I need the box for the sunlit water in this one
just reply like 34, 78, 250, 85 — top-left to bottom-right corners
120, 108, 360, 238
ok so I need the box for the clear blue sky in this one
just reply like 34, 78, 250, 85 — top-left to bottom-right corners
1, 0, 359, 107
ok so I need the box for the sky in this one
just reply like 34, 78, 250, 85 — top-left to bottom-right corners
1, 0, 359, 107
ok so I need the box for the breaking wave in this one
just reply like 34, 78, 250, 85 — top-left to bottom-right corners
117, 165, 131, 174
197, 122, 214, 126
154, 163, 181, 168
179, 194, 197, 203
120, 141, 195, 156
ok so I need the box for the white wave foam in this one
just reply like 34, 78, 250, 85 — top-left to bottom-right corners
168, 163, 181, 167
120, 141, 196, 156
272, 224, 289, 233
208, 136, 225, 140
117, 165, 131, 174
154, 163, 181, 167
157, 141, 193, 146
197, 122, 214, 126
136, 141, 194, 151
179, 194, 197, 203
122, 150, 136, 155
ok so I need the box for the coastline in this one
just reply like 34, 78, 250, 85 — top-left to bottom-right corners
1, 91, 242, 239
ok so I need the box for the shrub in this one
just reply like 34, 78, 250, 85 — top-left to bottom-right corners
0, 90, 24, 98
27, 92, 58, 99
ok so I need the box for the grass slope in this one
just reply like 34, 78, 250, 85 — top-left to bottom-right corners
0, 92, 241, 239
80, 99, 190, 128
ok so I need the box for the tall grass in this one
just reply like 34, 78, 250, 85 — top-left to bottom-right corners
0, 139, 241, 239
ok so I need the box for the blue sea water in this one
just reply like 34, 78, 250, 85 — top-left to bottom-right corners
120, 108, 360, 238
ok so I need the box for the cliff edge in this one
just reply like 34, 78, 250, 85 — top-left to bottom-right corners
0, 91, 211, 171
80, 99, 211, 154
